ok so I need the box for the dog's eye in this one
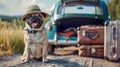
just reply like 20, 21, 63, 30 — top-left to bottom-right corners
37, 14, 42, 19
27, 14, 32, 19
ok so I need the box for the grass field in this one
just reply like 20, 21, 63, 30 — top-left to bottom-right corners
0, 19, 25, 56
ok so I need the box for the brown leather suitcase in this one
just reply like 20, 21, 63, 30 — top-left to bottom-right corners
78, 45, 104, 57
78, 46, 89, 57
104, 20, 120, 61
77, 26, 104, 45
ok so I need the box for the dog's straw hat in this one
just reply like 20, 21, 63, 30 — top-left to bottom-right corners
22, 5, 48, 21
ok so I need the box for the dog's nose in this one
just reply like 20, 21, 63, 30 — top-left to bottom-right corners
32, 16, 40, 22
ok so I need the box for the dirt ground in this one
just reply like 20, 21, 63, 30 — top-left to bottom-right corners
0, 54, 120, 67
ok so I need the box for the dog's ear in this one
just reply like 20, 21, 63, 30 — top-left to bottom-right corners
41, 13, 48, 18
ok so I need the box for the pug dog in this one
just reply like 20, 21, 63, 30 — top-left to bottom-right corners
22, 5, 48, 63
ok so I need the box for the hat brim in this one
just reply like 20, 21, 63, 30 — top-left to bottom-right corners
22, 12, 48, 21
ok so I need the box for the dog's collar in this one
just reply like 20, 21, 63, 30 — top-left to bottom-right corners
24, 28, 43, 34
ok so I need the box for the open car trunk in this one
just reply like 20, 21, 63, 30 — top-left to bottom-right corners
56, 17, 105, 33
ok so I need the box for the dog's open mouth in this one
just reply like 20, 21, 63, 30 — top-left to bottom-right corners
32, 22, 39, 27
30, 22, 43, 28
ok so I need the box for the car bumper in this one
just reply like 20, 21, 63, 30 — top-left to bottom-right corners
48, 40, 78, 46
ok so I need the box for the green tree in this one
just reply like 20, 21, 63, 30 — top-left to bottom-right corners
108, 0, 120, 20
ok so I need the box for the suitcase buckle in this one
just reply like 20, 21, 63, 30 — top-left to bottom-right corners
87, 33, 98, 40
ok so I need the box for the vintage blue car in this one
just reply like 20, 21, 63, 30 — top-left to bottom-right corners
45, 0, 109, 53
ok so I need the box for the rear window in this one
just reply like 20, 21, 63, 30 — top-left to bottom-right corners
57, 4, 102, 15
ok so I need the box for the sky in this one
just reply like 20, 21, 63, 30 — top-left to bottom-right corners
0, 0, 57, 16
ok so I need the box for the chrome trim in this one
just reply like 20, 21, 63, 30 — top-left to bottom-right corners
48, 40, 78, 45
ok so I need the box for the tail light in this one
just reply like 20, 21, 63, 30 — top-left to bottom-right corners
48, 25, 52, 31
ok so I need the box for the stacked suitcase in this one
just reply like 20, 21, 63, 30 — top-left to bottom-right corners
104, 20, 120, 61
77, 26, 104, 45
77, 20, 120, 61
78, 46, 104, 57
77, 25, 104, 57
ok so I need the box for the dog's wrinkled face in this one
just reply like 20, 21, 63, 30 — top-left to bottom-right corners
25, 14, 43, 29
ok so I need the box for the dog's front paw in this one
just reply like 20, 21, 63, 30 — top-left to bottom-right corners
22, 59, 29, 63
23, 59, 29, 63
21, 57, 29, 63
42, 58, 48, 63
42, 59, 49, 63
21, 56, 25, 61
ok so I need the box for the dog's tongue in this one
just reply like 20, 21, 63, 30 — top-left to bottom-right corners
32, 23, 37, 27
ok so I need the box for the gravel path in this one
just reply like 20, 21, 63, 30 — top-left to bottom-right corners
0, 54, 120, 67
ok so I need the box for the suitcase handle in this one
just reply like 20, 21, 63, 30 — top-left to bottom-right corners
113, 27, 116, 40
111, 46, 116, 53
